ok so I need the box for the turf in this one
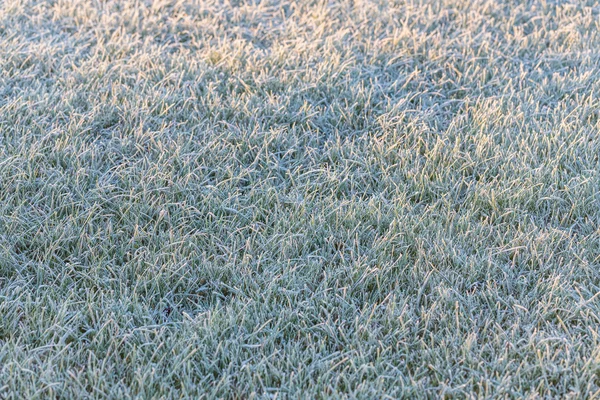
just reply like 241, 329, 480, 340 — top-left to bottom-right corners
1, 0, 600, 398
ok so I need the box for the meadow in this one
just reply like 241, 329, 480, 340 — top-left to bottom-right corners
1, 0, 600, 398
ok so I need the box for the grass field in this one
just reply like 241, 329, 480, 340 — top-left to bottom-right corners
1, 0, 600, 398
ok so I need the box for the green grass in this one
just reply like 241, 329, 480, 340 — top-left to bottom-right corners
1, 0, 600, 398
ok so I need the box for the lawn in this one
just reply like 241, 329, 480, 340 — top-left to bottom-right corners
1, 0, 600, 398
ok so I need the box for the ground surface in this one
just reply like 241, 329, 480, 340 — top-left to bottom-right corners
1, 0, 600, 398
